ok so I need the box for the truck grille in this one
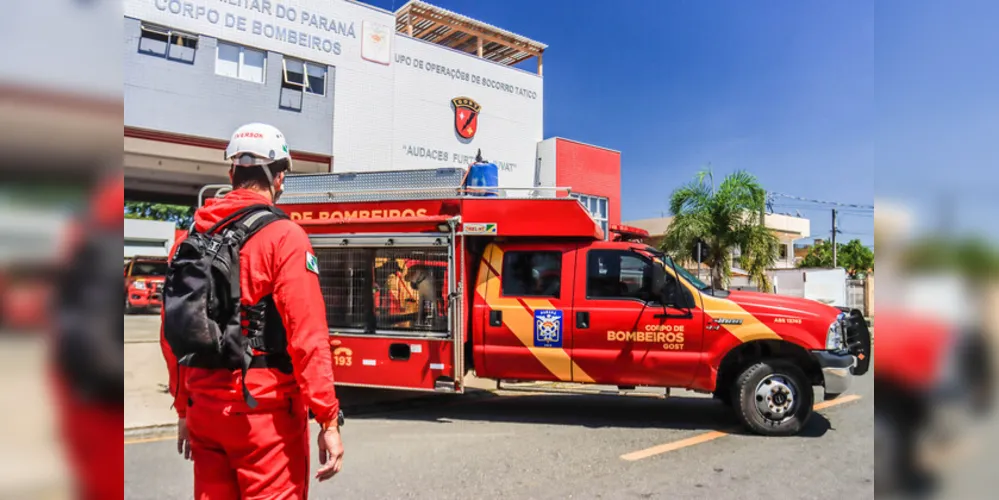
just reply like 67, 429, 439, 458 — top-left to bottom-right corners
315, 247, 450, 334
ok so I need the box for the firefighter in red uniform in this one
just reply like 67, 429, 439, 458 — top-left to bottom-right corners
50, 171, 124, 500
161, 123, 344, 499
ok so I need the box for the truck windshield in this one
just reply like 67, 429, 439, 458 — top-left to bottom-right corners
132, 261, 168, 276
661, 256, 711, 290
639, 247, 711, 290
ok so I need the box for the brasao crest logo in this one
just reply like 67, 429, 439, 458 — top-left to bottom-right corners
451, 97, 481, 139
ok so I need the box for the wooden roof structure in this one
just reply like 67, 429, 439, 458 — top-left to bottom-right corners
394, 0, 547, 75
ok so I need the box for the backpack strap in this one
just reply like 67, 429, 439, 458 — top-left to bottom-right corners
202, 203, 274, 236
216, 205, 289, 409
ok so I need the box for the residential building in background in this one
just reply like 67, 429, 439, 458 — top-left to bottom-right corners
625, 212, 812, 271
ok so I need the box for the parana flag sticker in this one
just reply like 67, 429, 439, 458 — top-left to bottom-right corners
306, 251, 319, 275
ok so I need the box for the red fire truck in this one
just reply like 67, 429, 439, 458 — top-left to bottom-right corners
124, 255, 168, 313
214, 168, 872, 436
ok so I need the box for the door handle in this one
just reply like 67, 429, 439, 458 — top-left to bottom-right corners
489, 310, 503, 327
654, 309, 693, 320
576, 311, 590, 329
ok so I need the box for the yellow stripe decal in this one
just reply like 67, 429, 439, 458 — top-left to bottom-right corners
521, 298, 595, 383
656, 258, 781, 344
701, 294, 781, 342
478, 244, 593, 383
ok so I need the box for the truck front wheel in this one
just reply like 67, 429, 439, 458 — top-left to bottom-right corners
732, 359, 814, 436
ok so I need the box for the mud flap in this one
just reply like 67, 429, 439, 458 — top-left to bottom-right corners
847, 309, 872, 376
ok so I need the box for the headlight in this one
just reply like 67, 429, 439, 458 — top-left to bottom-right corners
133, 281, 147, 290
826, 312, 847, 350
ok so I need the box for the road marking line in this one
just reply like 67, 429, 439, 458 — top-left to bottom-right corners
813, 394, 862, 411
125, 434, 177, 445
621, 431, 730, 461
620, 394, 863, 461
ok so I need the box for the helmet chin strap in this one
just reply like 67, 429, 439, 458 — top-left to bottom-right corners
259, 164, 277, 200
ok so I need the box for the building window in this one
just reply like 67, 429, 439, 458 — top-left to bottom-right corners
279, 57, 327, 111
215, 41, 266, 83
501, 251, 562, 298
779, 244, 789, 261
572, 194, 609, 239
282, 58, 327, 96
138, 23, 197, 63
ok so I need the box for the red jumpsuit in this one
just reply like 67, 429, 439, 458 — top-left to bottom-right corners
51, 174, 124, 500
160, 189, 340, 499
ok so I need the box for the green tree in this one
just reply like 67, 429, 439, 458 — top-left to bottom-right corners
797, 238, 874, 278
124, 201, 195, 229
660, 168, 780, 292
901, 236, 999, 283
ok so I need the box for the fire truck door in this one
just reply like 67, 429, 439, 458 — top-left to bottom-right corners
476, 242, 578, 383
570, 248, 703, 387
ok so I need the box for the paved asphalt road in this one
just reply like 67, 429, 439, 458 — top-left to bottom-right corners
124, 314, 162, 343
126, 372, 873, 499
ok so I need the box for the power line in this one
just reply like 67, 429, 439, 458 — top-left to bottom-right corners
770, 192, 874, 210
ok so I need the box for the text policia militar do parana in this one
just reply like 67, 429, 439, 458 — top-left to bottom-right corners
153, 0, 356, 55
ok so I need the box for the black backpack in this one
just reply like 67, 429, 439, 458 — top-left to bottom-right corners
162, 204, 288, 408
53, 215, 124, 407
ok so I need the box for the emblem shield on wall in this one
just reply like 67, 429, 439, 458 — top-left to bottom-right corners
451, 97, 481, 139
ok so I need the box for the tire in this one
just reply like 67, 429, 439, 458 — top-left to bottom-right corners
732, 359, 814, 436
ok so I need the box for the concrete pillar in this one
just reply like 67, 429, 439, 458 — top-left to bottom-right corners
865, 274, 875, 318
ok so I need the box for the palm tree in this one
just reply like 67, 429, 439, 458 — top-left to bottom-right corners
660, 168, 780, 292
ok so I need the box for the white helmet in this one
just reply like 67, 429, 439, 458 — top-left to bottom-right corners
224, 122, 293, 171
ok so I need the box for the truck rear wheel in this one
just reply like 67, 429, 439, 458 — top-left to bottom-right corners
732, 359, 813, 436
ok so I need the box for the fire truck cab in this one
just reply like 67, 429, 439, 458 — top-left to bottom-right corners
249, 167, 871, 436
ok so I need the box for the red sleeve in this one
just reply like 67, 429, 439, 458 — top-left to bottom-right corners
160, 236, 188, 418
271, 224, 340, 425
159, 318, 189, 418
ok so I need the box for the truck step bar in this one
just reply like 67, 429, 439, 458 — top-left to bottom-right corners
495, 380, 671, 399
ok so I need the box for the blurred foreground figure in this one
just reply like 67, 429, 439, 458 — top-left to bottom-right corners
874, 202, 996, 498
161, 123, 344, 499
50, 172, 125, 500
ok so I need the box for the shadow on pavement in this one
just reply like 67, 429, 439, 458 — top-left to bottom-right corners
345, 389, 832, 437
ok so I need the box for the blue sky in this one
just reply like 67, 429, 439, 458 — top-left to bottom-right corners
363, 0, 999, 247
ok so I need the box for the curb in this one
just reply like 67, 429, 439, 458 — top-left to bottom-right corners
125, 387, 499, 440
125, 423, 177, 440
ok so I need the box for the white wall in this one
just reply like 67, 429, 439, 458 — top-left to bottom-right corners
765, 213, 811, 240
124, 219, 176, 258
534, 138, 557, 187
123, 0, 544, 189
771, 268, 848, 307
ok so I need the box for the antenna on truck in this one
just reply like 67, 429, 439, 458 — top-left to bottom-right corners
475, 149, 483, 163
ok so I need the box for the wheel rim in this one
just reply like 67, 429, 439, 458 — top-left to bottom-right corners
754, 374, 798, 423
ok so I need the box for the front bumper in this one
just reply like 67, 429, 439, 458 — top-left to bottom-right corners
127, 287, 163, 308
813, 350, 856, 396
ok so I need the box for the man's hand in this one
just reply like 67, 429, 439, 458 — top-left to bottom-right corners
316, 427, 344, 481
177, 418, 192, 460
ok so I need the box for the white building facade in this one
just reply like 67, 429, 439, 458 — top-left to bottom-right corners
124, 0, 545, 199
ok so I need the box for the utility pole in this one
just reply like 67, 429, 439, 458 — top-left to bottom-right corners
831, 208, 838, 269
697, 240, 702, 281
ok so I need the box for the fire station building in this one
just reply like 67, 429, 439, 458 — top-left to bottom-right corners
123, 0, 622, 234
